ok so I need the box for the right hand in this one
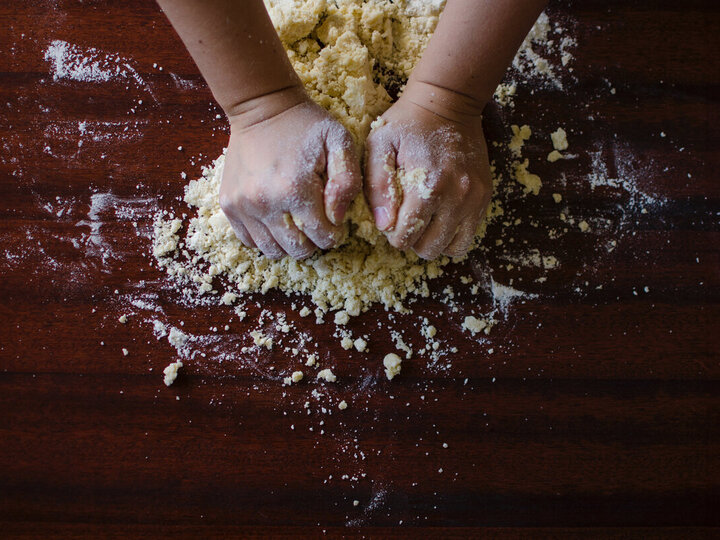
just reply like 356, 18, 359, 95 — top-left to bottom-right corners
219, 92, 362, 260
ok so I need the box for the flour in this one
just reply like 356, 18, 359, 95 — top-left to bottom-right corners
43, 40, 155, 100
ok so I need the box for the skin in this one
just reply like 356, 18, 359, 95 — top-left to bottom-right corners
157, 0, 546, 260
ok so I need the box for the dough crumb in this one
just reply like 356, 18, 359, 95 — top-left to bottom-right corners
221, 291, 237, 305
334, 310, 350, 325
547, 150, 563, 162
338, 400, 348, 410
578, 220, 590, 232
509, 124, 532, 157
513, 159, 542, 195
552, 193, 562, 203
551, 127, 569, 151
317, 368, 337, 383
305, 353, 317, 367
354, 337, 368, 352
118, 314, 128, 324
163, 360, 183, 386
462, 316, 494, 336
168, 327, 189, 348
383, 353, 402, 380
284, 370, 304, 385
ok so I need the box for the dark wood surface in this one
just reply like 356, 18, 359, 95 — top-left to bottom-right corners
1, 0, 718, 536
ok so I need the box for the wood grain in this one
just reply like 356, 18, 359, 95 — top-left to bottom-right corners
0, 0, 718, 536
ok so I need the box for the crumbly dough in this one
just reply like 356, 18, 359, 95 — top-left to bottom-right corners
461, 315, 494, 336
284, 370, 304, 385
551, 127, 568, 151
317, 368, 337, 382
383, 352, 402, 380
152, 0, 551, 320
163, 360, 183, 386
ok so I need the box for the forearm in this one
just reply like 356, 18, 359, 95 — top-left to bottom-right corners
156, 0, 304, 121
407, 0, 547, 116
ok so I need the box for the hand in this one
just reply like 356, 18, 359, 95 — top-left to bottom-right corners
219, 92, 361, 260
364, 82, 492, 259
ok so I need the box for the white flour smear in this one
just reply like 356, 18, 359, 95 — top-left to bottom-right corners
43, 39, 156, 100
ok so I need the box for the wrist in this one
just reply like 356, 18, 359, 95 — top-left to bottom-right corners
399, 79, 486, 127
225, 85, 309, 131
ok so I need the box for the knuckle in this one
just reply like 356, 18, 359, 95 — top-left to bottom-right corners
219, 192, 238, 215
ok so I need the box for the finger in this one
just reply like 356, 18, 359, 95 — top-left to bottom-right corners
324, 132, 362, 226
244, 218, 286, 260
386, 189, 437, 251
227, 216, 256, 249
444, 210, 485, 257
293, 183, 343, 251
364, 133, 399, 231
412, 206, 463, 260
269, 213, 317, 260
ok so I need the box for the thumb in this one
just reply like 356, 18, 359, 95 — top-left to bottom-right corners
324, 132, 362, 226
364, 133, 400, 231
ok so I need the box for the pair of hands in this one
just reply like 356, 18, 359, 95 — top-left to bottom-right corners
219, 84, 492, 261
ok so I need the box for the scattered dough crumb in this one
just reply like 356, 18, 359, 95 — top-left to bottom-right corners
578, 220, 590, 232
354, 337, 368, 352
551, 127, 569, 151
509, 124, 532, 157
513, 159, 542, 195
221, 291, 237, 305
317, 368, 337, 383
462, 316, 494, 336
284, 370, 304, 385
163, 360, 183, 386
338, 400, 348, 410
552, 193, 562, 203
118, 315, 128, 324
334, 310, 350, 325
383, 353, 402, 380
547, 150, 563, 162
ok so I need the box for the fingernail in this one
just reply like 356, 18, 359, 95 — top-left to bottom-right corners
332, 202, 348, 225
373, 206, 391, 230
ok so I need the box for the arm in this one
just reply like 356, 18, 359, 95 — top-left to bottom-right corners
157, 0, 361, 258
365, 0, 547, 259
407, 0, 547, 119
156, 0, 303, 125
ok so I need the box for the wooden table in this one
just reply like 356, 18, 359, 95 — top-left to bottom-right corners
1, 1, 718, 537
